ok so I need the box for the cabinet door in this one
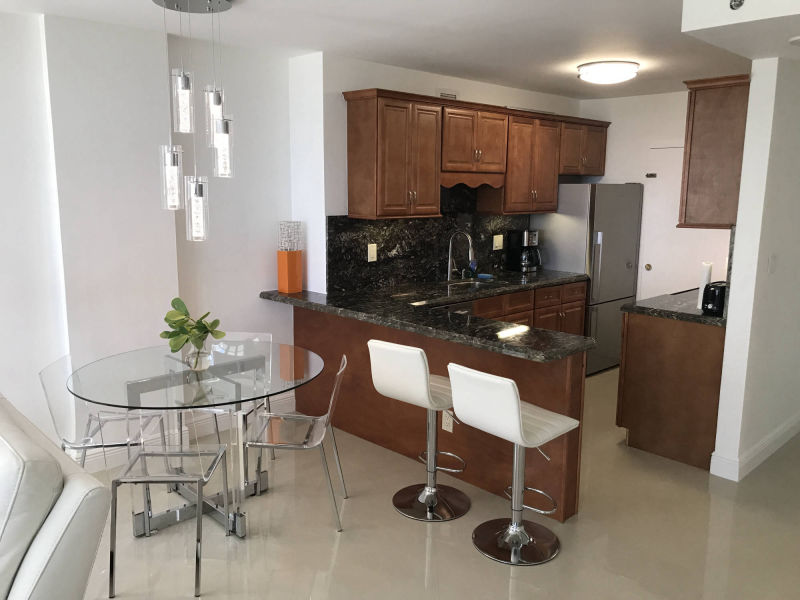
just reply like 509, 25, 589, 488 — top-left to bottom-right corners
560, 300, 586, 335
533, 305, 560, 331
581, 126, 606, 175
532, 120, 560, 212
559, 122, 583, 174
504, 117, 535, 213
502, 311, 534, 327
442, 108, 477, 172
475, 112, 508, 172
411, 103, 442, 215
377, 98, 412, 216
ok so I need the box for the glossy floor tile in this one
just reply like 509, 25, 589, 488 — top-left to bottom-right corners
85, 369, 800, 599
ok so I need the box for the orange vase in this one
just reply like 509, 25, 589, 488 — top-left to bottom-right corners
277, 250, 303, 293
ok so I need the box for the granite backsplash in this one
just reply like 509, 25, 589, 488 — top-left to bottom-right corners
327, 185, 529, 293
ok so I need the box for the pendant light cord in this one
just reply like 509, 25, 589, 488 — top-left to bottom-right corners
187, 9, 198, 179
163, 4, 172, 147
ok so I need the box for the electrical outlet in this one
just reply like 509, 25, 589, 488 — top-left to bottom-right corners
442, 411, 454, 433
492, 234, 504, 251
367, 243, 377, 262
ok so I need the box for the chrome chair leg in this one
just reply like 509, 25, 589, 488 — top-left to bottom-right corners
79, 414, 93, 468
213, 414, 222, 444
221, 450, 231, 536
320, 445, 342, 532
328, 425, 348, 498
109, 481, 119, 598
195, 480, 203, 597
265, 397, 275, 461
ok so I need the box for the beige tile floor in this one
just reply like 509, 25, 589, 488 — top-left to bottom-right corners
85, 368, 800, 599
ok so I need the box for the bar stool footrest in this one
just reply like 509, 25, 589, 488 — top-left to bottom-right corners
503, 485, 558, 515
417, 450, 466, 473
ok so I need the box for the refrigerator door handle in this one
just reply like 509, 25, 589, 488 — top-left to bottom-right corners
591, 231, 603, 303
591, 306, 599, 339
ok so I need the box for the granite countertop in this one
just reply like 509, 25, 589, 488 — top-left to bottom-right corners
261, 270, 596, 363
621, 289, 726, 328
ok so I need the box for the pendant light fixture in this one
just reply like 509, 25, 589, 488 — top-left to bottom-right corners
154, 0, 233, 240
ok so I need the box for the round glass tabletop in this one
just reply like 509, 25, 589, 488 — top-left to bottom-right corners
67, 340, 323, 410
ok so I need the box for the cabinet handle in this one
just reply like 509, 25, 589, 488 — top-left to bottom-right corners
413, 191, 417, 203
530, 190, 534, 201
534, 190, 538, 200
473, 149, 479, 161
478, 149, 483, 160
408, 190, 413, 205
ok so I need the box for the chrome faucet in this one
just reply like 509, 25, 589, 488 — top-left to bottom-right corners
447, 230, 475, 281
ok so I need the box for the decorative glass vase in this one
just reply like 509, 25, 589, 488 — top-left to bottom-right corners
186, 343, 213, 371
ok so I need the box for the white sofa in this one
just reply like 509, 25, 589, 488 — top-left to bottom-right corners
0, 394, 110, 600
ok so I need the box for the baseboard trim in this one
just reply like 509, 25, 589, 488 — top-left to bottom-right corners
83, 392, 295, 473
711, 408, 800, 482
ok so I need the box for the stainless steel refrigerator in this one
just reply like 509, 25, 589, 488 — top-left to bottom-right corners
533, 183, 643, 375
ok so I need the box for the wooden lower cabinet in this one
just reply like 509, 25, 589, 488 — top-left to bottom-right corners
617, 312, 725, 469
533, 305, 560, 331
502, 310, 534, 327
561, 300, 586, 335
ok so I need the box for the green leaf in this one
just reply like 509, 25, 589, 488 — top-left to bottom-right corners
165, 310, 187, 322
190, 334, 207, 350
197, 312, 210, 322
210, 329, 226, 339
208, 319, 220, 330
171, 297, 189, 316
169, 334, 189, 352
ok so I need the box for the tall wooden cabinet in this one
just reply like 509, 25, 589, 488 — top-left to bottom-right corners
442, 108, 508, 173
345, 92, 442, 219
678, 74, 749, 228
502, 117, 560, 213
559, 123, 606, 175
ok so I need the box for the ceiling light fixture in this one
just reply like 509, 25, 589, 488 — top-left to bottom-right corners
789, 35, 800, 47
577, 61, 640, 85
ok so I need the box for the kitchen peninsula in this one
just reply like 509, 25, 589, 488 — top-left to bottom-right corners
262, 270, 594, 522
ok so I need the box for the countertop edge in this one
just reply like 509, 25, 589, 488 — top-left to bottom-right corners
621, 301, 726, 328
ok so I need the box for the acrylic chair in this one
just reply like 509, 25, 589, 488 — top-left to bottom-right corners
246, 355, 349, 531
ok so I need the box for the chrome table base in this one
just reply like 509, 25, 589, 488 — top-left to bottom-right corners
132, 469, 268, 539
472, 518, 560, 565
392, 483, 471, 522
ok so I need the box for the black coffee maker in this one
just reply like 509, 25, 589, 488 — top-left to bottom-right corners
506, 230, 543, 273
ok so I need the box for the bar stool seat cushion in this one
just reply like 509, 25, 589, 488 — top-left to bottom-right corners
519, 401, 579, 448
428, 375, 452, 411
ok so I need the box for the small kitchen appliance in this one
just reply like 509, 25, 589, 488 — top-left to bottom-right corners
701, 281, 727, 317
506, 229, 542, 273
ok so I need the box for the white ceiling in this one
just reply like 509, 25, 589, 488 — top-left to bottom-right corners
0, 0, 751, 99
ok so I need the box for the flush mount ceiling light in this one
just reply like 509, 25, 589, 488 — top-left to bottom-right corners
789, 35, 800, 47
577, 61, 640, 85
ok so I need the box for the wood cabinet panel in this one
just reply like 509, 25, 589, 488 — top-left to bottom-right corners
504, 290, 534, 313
582, 126, 606, 175
475, 112, 508, 172
679, 75, 749, 228
442, 108, 477, 172
410, 103, 442, 215
473, 295, 505, 318
560, 300, 586, 336
532, 120, 561, 211
561, 281, 588, 303
504, 117, 535, 213
377, 98, 412, 216
534, 286, 562, 308
559, 123, 583, 175
502, 311, 534, 327
534, 305, 561, 331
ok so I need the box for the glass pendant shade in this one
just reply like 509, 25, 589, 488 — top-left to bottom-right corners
212, 117, 233, 178
204, 86, 224, 146
159, 145, 184, 210
185, 176, 209, 241
171, 68, 194, 133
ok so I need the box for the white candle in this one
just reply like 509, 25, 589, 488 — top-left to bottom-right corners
698, 262, 712, 309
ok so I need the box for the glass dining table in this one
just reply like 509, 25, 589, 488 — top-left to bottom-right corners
67, 339, 324, 539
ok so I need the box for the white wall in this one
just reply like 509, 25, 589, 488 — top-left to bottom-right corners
579, 93, 731, 299
289, 52, 327, 294
713, 57, 800, 480
682, 0, 800, 32
0, 13, 68, 426
43, 16, 180, 366
170, 37, 295, 341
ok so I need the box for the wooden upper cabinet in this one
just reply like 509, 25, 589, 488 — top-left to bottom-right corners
532, 120, 560, 211
442, 108, 508, 172
345, 91, 442, 219
679, 74, 750, 228
410, 103, 442, 215
377, 98, 413, 217
504, 117, 536, 213
559, 122, 607, 175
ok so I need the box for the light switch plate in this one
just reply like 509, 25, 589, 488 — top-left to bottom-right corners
442, 411, 454, 433
367, 243, 377, 262
492, 234, 504, 251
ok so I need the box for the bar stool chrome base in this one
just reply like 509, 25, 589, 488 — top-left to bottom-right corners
472, 518, 560, 565
392, 483, 471, 521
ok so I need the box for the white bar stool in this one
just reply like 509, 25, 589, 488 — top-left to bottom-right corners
447, 362, 579, 565
368, 340, 470, 521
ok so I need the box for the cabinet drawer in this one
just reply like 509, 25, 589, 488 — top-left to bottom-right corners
504, 290, 534, 313
534, 286, 562, 308
473, 295, 505, 318
501, 310, 534, 327
561, 282, 587, 303
533, 306, 560, 331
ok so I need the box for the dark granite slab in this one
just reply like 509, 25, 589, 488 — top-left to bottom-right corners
261, 270, 595, 363
621, 290, 726, 328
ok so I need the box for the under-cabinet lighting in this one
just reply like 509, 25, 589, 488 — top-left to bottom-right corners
497, 325, 530, 339
577, 61, 639, 85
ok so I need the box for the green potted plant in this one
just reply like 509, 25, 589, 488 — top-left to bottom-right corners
160, 297, 225, 370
